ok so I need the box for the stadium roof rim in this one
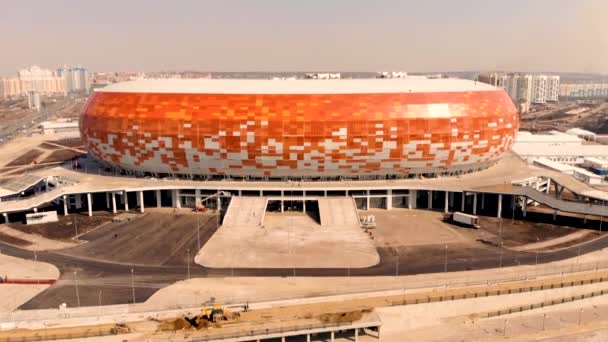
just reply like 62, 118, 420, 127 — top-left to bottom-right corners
96, 78, 498, 95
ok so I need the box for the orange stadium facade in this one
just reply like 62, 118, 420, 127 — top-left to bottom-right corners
80, 78, 519, 180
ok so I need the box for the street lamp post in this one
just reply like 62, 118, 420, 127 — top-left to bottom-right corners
74, 216, 79, 240
98, 290, 102, 320
73, 271, 80, 307
130, 268, 136, 304
499, 241, 504, 268
187, 248, 191, 280
542, 313, 546, 331
197, 212, 201, 251
396, 250, 399, 277
444, 244, 448, 274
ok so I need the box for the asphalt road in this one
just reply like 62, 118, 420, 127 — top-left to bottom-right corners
2, 217, 608, 309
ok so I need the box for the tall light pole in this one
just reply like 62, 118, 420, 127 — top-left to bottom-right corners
74, 216, 79, 240
98, 290, 102, 320
444, 244, 448, 274
535, 236, 540, 267
499, 241, 504, 268
130, 268, 136, 304
396, 249, 399, 277
187, 248, 191, 280
73, 271, 80, 307
197, 211, 201, 251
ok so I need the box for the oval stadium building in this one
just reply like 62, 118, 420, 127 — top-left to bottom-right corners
80, 78, 519, 180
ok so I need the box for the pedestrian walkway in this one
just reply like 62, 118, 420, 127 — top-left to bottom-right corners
319, 197, 360, 226
222, 197, 267, 227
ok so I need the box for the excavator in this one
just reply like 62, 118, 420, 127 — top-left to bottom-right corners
184, 306, 240, 328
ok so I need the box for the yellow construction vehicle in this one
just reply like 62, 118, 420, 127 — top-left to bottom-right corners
184, 306, 240, 328
110, 322, 130, 334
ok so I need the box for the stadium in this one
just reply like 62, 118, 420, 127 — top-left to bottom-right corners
80, 78, 519, 180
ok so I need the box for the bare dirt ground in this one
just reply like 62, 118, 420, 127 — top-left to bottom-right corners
0, 231, 32, 246
477, 214, 605, 250
4, 149, 44, 167
40, 149, 84, 163
367, 209, 466, 247
8, 211, 115, 241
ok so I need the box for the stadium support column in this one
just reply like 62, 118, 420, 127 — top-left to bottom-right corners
461, 192, 465, 212
444, 191, 449, 213
473, 193, 478, 215
409, 190, 417, 209
497, 194, 502, 218
427, 190, 432, 209
195, 189, 201, 207
63, 195, 68, 216
139, 191, 144, 213
111, 192, 117, 214
522, 196, 527, 217
216, 195, 221, 213
171, 189, 181, 209
387, 189, 393, 210
87, 193, 92, 217
136, 190, 141, 209
281, 190, 284, 213
366, 190, 371, 210
155, 190, 161, 208
553, 210, 557, 221
2, 213, 8, 224
105, 193, 110, 209
124, 192, 129, 211
303, 190, 306, 212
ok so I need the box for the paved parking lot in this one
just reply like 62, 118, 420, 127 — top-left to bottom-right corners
62, 210, 216, 266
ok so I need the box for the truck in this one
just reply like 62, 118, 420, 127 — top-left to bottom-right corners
443, 211, 480, 228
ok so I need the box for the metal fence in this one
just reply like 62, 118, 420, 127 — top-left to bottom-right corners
3, 259, 608, 326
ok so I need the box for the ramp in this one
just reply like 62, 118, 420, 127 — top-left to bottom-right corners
318, 197, 360, 226
222, 197, 268, 227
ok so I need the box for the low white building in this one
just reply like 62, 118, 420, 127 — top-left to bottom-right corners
39, 120, 79, 135
583, 157, 608, 175
573, 167, 603, 185
566, 128, 597, 141
533, 158, 575, 175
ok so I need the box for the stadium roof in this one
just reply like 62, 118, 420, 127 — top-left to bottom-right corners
97, 78, 497, 95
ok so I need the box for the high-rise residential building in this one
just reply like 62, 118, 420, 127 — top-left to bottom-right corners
547, 76, 560, 102
531, 75, 548, 104
57, 65, 90, 94
478, 72, 559, 107
0, 65, 66, 99
477, 72, 499, 87
516, 74, 533, 107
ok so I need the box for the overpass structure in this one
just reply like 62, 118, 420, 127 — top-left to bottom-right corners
1, 152, 608, 224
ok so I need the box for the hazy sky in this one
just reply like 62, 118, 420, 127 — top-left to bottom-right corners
1, 0, 607, 76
